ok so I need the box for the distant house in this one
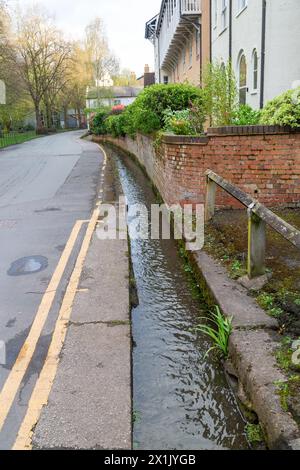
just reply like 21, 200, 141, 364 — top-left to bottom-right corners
86, 86, 142, 109
137, 64, 155, 88
85, 86, 142, 129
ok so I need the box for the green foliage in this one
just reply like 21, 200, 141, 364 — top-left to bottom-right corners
245, 424, 264, 444
257, 292, 283, 318
90, 109, 109, 135
105, 114, 126, 138
232, 104, 261, 126
120, 83, 204, 137
275, 375, 300, 412
203, 61, 238, 127
163, 109, 195, 135
163, 99, 206, 135
125, 104, 161, 136
195, 306, 233, 358
230, 260, 246, 279
260, 87, 300, 128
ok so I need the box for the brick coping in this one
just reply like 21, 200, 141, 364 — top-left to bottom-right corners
207, 125, 300, 136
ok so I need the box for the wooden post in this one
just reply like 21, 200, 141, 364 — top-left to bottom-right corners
205, 177, 217, 222
248, 208, 266, 279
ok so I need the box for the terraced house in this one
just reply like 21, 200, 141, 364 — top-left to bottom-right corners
145, 0, 211, 86
146, 0, 300, 109
211, 0, 300, 108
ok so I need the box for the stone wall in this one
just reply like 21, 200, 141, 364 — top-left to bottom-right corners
93, 126, 300, 209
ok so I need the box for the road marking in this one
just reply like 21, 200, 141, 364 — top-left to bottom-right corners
0, 220, 85, 432
13, 207, 100, 450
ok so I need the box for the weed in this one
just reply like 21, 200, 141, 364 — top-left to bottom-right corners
275, 380, 290, 411
257, 293, 275, 309
245, 423, 264, 444
257, 292, 283, 318
230, 260, 246, 279
195, 306, 233, 358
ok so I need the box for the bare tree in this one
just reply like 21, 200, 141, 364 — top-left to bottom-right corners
15, 10, 72, 130
85, 17, 119, 102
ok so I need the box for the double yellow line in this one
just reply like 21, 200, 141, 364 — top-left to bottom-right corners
13, 208, 100, 450
0, 144, 107, 450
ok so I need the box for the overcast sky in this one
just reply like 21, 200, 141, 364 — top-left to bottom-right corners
9, 0, 162, 75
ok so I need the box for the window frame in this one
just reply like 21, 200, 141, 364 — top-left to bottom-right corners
221, 0, 228, 31
238, 51, 247, 105
237, 0, 248, 16
252, 49, 258, 93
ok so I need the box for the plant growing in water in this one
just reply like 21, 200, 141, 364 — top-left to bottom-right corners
195, 306, 233, 358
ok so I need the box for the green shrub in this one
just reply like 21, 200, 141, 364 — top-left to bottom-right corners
105, 114, 126, 138
203, 61, 238, 127
260, 87, 300, 128
163, 109, 196, 135
163, 102, 206, 135
121, 83, 204, 136
90, 109, 109, 135
124, 103, 161, 136
232, 104, 261, 125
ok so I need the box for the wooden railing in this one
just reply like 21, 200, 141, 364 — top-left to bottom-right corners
205, 170, 300, 279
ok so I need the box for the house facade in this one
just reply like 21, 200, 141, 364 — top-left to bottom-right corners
86, 86, 142, 109
146, 0, 211, 86
146, 0, 300, 109
211, 0, 300, 109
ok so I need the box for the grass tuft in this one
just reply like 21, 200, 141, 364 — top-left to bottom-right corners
195, 306, 233, 358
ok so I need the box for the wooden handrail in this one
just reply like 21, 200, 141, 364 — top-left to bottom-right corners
205, 170, 300, 279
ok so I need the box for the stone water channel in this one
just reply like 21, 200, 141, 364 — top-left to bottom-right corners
108, 145, 249, 450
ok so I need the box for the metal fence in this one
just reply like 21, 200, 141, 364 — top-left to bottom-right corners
0, 131, 37, 149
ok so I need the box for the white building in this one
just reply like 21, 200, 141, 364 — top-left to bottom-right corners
86, 86, 142, 109
211, 0, 300, 109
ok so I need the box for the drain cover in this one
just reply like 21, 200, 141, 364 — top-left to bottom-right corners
7, 256, 48, 276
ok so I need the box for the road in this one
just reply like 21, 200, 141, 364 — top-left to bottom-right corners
0, 131, 103, 449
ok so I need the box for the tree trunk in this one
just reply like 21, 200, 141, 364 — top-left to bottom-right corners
35, 103, 42, 132
64, 106, 68, 129
77, 108, 82, 129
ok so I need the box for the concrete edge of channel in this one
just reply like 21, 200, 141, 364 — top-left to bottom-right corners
188, 249, 300, 451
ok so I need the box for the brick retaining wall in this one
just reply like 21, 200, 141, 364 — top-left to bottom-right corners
94, 126, 300, 209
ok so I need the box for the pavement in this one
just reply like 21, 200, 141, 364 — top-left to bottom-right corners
0, 131, 131, 450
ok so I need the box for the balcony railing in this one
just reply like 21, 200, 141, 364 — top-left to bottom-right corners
157, 0, 201, 72
181, 0, 201, 14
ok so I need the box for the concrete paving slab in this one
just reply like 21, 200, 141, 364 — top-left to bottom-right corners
193, 251, 278, 329
31, 193, 131, 448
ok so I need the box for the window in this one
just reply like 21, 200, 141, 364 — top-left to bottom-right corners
238, 52, 247, 104
238, 0, 247, 13
163, 75, 169, 85
252, 49, 258, 91
213, 0, 217, 28
221, 0, 228, 30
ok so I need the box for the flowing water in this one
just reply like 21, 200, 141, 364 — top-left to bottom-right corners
109, 146, 249, 451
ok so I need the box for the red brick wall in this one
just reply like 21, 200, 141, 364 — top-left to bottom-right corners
94, 129, 300, 209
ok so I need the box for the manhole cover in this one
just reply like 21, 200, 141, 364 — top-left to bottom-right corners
7, 256, 48, 276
